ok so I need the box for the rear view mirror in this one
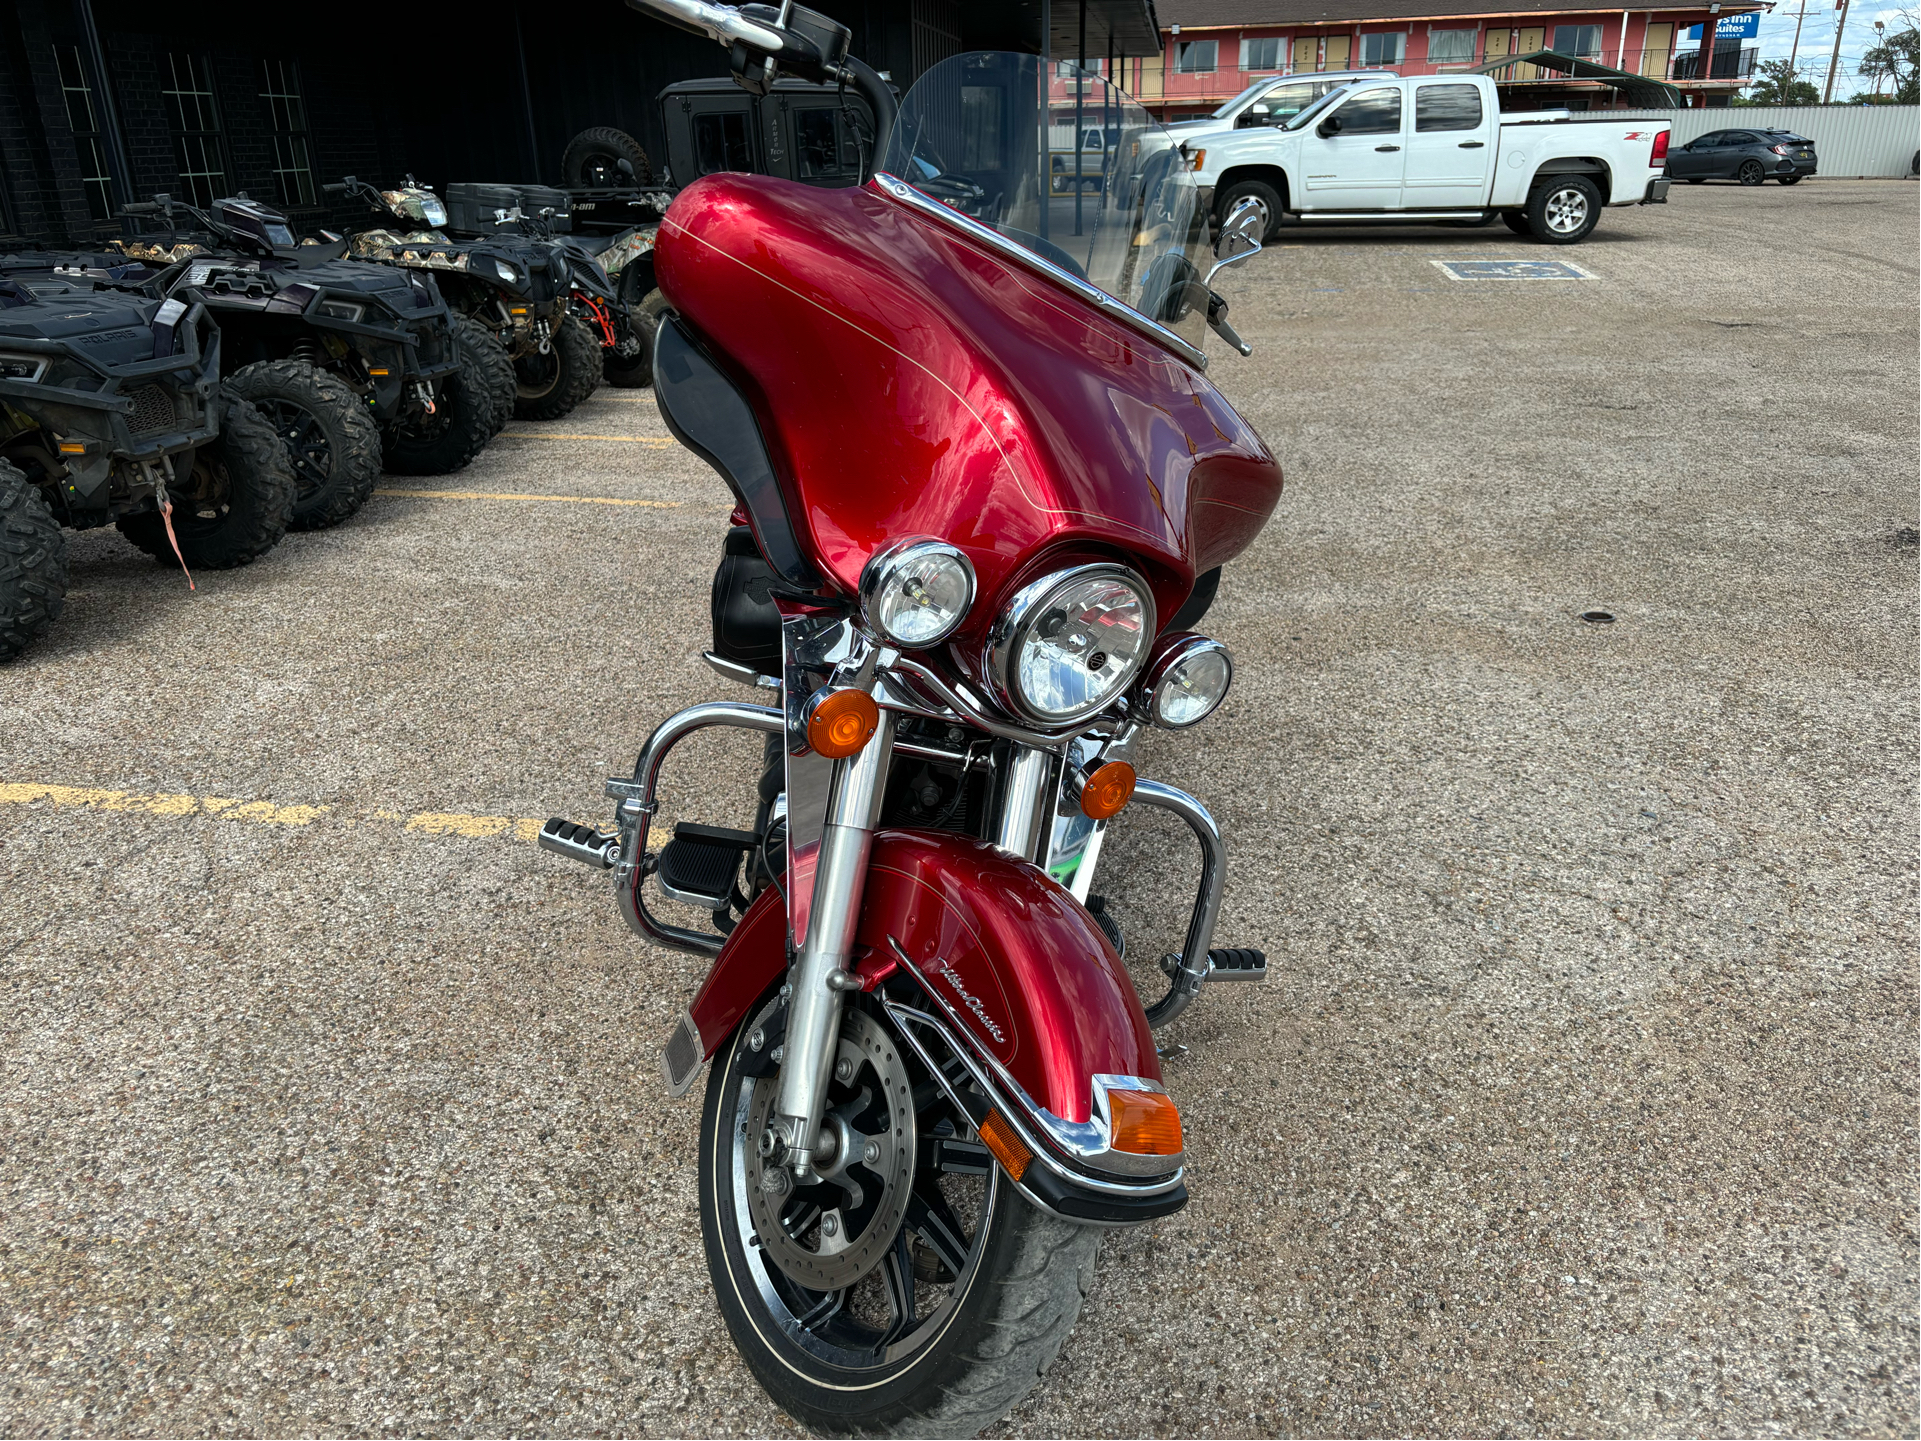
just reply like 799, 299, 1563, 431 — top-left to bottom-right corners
1317, 115, 1344, 138
1207, 196, 1264, 282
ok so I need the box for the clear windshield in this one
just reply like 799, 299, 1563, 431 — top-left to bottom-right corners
880, 53, 1205, 334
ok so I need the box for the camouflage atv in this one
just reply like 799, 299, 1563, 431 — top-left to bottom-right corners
331, 177, 601, 421
0, 269, 294, 660
105, 193, 505, 529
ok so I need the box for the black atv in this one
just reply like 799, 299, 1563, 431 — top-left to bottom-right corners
471, 185, 658, 391
334, 178, 601, 421
0, 269, 295, 660
103, 193, 503, 529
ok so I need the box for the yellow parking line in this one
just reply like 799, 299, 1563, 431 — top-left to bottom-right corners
494, 431, 677, 444
372, 488, 681, 509
0, 781, 544, 844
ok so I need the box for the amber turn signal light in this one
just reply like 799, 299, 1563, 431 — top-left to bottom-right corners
1080, 760, 1136, 820
1107, 1088, 1184, 1156
977, 1110, 1033, 1181
806, 687, 880, 759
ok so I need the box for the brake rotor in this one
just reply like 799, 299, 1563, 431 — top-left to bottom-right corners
744, 1007, 917, 1292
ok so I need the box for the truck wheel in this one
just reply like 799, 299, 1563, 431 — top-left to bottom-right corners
604, 289, 668, 389
0, 458, 68, 663
228, 359, 382, 531
561, 127, 653, 188
1500, 209, 1531, 235
1215, 179, 1285, 242
514, 315, 603, 421
383, 353, 495, 475
1526, 175, 1601, 245
117, 392, 296, 569
1738, 160, 1766, 186
454, 313, 515, 435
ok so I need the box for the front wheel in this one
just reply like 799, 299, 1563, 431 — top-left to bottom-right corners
513, 314, 603, 421
1527, 175, 1601, 244
1214, 178, 1285, 242
227, 359, 382, 531
382, 352, 495, 475
602, 290, 667, 389
117, 392, 296, 568
1738, 159, 1767, 186
700, 996, 1101, 1438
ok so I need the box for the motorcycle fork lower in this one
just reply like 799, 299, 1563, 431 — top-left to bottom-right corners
768, 715, 895, 1176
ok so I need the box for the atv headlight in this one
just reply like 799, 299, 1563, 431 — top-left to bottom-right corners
0, 353, 49, 382
1139, 634, 1233, 729
493, 259, 520, 284
317, 299, 364, 323
859, 537, 974, 648
986, 564, 1154, 726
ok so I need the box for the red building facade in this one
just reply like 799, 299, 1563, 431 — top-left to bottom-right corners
1132, 0, 1769, 114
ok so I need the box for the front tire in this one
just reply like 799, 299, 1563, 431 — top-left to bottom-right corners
227, 359, 382, 531
117, 392, 296, 568
513, 315, 603, 421
1738, 159, 1766, 186
1214, 178, 1284, 242
382, 353, 496, 475
604, 289, 668, 389
700, 996, 1101, 1438
0, 458, 68, 662
453, 313, 515, 435
1527, 175, 1602, 244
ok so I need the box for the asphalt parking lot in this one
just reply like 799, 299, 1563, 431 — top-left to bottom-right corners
2, 178, 1916, 1439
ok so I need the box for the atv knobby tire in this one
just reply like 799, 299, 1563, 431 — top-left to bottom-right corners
382, 350, 495, 475
117, 392, 296, 569
228, 359, 382, 531
514, 314, 602, 421
603, 289, 668, 389
560, 126, 653, 187
454, 313, 515, 436
0, 458, 69, 662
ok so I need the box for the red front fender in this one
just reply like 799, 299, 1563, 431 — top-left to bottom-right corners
684, 828, 1158, 1123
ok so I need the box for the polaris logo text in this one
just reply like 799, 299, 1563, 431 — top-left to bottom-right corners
937, 961, 1006, 1044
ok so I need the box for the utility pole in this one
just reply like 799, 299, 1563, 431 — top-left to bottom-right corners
1823, 0, 1851, 102
1787, 0, 1807, 76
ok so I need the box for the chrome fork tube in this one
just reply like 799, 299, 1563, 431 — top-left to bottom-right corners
993, 743, 1056, 862
771, 714, 896, 1173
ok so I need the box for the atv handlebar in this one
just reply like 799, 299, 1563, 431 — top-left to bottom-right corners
623, 0, 785, 48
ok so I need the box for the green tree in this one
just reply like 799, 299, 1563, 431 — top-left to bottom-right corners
1744, 57, 1821, 104
1856, 11, 1919, 102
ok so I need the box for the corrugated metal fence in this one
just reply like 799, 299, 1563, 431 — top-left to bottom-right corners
1598, 105, 1920, 177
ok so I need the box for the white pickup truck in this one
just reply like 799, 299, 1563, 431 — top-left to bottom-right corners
1173, 71, 1671, 245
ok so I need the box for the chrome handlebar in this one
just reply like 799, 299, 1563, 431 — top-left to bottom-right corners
622, 0, 786, 50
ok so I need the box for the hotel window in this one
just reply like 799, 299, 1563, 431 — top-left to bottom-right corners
1427, 29, 1477, 64
1242, 36, 1284, 70
162, 53, 226, 207
1552, 24, 1603, 57
1175, 40, 1218, 73
258, 60, 315, 207
1360, 31, 1406, 67
53, 46, 115, 221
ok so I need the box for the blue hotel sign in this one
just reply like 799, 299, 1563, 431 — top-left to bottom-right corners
1684, 12, 1761, 40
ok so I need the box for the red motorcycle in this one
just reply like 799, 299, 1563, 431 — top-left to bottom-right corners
542, 5, 1281, 1433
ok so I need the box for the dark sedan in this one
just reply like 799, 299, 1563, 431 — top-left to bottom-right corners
1667, 128, 1818, 185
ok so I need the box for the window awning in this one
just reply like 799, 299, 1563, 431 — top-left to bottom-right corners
1469, 50, 1686, 106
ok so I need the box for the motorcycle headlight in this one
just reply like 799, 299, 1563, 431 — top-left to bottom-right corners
1139, 634, 1233, 729
986, 564, 1155, 726
493, 259, 520, 284
859, 537, 975, 647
